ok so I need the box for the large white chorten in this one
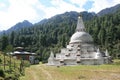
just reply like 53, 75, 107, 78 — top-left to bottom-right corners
48, 16, 112, 66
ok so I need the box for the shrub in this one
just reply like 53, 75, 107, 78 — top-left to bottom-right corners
113, 61, 120, 65
112, 59, 120, 65
5, 74, 18, 80
0, 77, 4, 80
23, 60, 31, 67
0, 69, 5, 78
0, 58, 2, 63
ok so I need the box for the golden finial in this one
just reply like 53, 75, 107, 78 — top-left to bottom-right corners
78, 14, 82, 18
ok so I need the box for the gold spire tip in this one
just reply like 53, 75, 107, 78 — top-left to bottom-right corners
78, 14, 82, 18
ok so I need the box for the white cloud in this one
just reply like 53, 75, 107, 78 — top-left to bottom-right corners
8, 0, 37, 19
39, 0, 86, 18
0, 3, 6, 8
0, 0, 40, 30
70, 0, 88, 7
89, 0, 120, 13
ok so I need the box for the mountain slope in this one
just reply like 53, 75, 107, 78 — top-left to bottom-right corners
6, 20, 33, 33
36, 11, 96, 25
97, 4, 120, 16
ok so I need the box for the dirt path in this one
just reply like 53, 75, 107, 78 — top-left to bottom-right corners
38, 65, 53, 80
29, 68, 40, 80
20, 64, 53, 80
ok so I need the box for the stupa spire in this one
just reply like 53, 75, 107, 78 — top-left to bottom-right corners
105, 49, 109, 56
50, 51, 54, 58
76, 15, 85, 32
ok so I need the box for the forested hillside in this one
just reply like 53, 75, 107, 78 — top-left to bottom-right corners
85, 9, 120, 57
0, 8, 120, 62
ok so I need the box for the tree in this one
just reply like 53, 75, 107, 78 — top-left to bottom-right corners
5, 45, 14, 72
98, 27, 106, 46
10, 31, 15, 45
61, 35, 66, 48
1, 35, 9, 51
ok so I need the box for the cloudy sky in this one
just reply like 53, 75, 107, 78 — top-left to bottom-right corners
0, 0, 120, 30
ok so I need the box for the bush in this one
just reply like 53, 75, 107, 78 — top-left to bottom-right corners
14, 71, 20, 78
0, 58, 2, 63
23, 60, 31, 67
113, 62, 120, 65
0, 69, 5, 78
112, 59, 120, 65
0, 77, 4, 80
5, 74, 19, 80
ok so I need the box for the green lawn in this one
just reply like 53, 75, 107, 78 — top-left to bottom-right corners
20, 60, 120, 80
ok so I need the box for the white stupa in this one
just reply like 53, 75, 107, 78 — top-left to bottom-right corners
48, 16, 112, 65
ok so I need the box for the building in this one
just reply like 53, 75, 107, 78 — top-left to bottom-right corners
48, 16, 112, 66
12, 47, 39, 64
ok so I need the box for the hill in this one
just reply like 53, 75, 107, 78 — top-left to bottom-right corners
0, 20, 33, 35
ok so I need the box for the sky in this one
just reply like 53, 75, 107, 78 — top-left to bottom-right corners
0, 0, 120, 31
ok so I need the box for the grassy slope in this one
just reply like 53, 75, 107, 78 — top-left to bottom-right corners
0, 52, 21, 69
20, 60, 120, 80
0, 51, 21, 79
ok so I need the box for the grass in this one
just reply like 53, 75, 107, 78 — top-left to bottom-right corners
20, 60, 120, 80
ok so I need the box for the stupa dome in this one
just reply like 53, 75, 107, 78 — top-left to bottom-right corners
70, 31, 93, 43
